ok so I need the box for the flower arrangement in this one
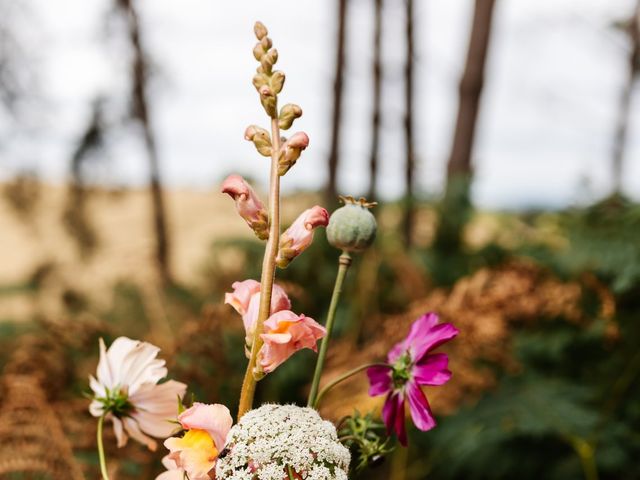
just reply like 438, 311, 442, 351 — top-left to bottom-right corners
88, 21, 458, 480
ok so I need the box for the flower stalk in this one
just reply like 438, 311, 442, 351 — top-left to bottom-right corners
97, 413, 110, 480
307, 251, 352, 406
238, 116, 282, 420
312, 362, 390, 409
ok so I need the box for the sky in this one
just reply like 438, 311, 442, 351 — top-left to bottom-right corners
1, 0, 639, 209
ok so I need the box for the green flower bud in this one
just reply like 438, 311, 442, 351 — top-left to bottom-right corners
270, 70, 285, 94
326, 196, 377, 252
244, 125, 272, 157
254, 21, 268, 40
278, 103, 302, 130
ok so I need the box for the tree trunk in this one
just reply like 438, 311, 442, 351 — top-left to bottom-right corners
367, 0, 383, 201
118, 0, 172, 283
433, 0, 496, 260
612, 1, 640, 195
326, 0, 348, 201
401, 0, 415, 246
446, 0, 496, 182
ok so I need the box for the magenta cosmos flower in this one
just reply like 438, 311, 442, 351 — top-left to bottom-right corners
367, 312, 458, 445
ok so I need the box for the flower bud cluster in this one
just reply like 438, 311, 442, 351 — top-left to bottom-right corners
252, 21, 283, 118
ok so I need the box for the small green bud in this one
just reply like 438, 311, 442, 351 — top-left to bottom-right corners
253, 42, 265, 61
278, 103, 302, 130
326, 196, 377, 252
254, 21, 268, 40
270, 71, 285, 94
244, 125, 272, 157
259, 85, 277, 118
252, 73, 269, 91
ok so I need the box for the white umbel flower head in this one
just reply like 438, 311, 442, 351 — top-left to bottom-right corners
215, 404, 350, 480
89, 337, 187, 451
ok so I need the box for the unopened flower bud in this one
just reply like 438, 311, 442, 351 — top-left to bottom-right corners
221, 175, 269, 240
260, 36, 272, 50
244, 125, 272, 157
254, 21, 268, 40
327, 196, 377, 252
270, 70, 286, 95
276, 206, 329, 268
258, 85, 277, 118
278, 132, 309, 176
253, 42, 265, 62
252, 73, 269, 92
278, 104, 303, 130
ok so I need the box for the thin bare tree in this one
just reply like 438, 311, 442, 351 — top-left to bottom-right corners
612, 0, 640, 195
401, 0, 416, 246
434, 0, 496, 254
326, 0, 348, 201
445, 0, 496, 185
367, 0, 384, 201
115, 0, 172, 283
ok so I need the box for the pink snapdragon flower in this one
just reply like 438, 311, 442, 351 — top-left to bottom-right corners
161, 403, 233, 480
259, 310, 326, 373
221, 174, 269, 240
89, 337, 187, 451
276, 206, 329, 268
278, 131, 310, 175
367, 313, 458, 445
224, 279, 291, 344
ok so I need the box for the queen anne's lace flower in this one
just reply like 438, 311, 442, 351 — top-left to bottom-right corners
215, 404, 350, 480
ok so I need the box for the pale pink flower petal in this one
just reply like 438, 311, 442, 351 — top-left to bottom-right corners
130, 380, 187, 438
178, 403, 233, 451
221, 174, 268, 239
224, 279, 261, 315
225, 280, 291, 341
259, 310, 326, 373
276, 206, 329, 268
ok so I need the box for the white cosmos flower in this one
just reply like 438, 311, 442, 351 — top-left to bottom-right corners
89, 336, 187, 451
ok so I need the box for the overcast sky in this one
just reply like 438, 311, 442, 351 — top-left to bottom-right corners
1, 0, 639, 209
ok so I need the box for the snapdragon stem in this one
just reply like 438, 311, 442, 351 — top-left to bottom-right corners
97, 414, 110, 480
312, 362, 390, 409
307, 251, 352, 407
238, 115, 281, 420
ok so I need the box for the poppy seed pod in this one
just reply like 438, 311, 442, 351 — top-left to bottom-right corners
327, 196, 377, 252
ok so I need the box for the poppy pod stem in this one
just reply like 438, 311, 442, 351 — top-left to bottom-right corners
97, 413, 110, 480
237, 115, 282, 420
307, 251, 352, 407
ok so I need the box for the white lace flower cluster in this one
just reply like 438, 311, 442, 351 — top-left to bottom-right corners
215, 404, 350, 480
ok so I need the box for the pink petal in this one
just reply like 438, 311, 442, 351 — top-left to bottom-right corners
259, 312, 325, 372
381, 392, 397, 435
413, 353, 452, 386
395, 395, 408, 446
406, 381, 436, 432
177, 403, 233, 450
276, 206, 328, 267
123, 416, 157, 451
111, 415, 127, 448
130, 380, 187, 438
224, 279, 261, 315
367, 366, 392, 397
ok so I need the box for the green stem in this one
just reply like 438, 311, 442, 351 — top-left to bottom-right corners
570, 436, 599, 480
287, 465, 295, 480
97, 414, 110, 480
312, 362, 390, 409
307, 251, 352, 407
237, 115, 282, 420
